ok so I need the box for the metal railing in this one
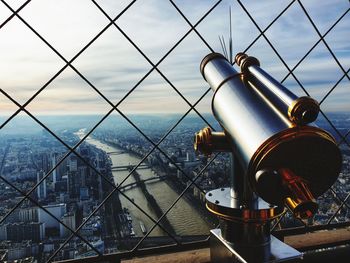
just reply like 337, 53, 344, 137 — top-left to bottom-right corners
0, 0, 349, 262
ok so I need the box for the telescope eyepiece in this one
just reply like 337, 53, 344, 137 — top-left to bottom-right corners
255, 168, 319, 219
279, 168, 318, 219
288, 96, 320, 125
194, 127, 231, 156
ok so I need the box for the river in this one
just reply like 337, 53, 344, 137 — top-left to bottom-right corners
83, 135, 212, 237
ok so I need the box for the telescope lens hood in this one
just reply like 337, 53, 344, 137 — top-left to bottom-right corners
200, 52, 227, 79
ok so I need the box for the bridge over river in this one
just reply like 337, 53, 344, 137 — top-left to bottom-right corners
107, 151, 125, 155
118, 175, 167, 191
111, 164, 150, 171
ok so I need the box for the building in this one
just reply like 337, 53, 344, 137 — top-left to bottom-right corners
78, 165, 89, 188
38, 203, 66, 229
68, 171, 79, 198
2, 222, 45, 242
39, 153, 50, 173
60, 212, 76, 238
6, 241, 39, 261
19, 207, 38, 222
56, 154, 68, 182
79, 187, 89, 201
52, 153, 57, 183
36, 170, 47, 200
0, 224, 7, 240
54, 178, 68, 193
68, 156, 78, 172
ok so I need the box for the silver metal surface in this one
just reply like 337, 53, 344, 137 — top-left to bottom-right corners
237, 57, 319, 125
210, 229, 247, 263
207, 60, 291, 168
218, 217, 271, 245
230, 154, 257, 206
205, 187, 283, 217
202, 53, 240, 92
201, 54, 342, 204
248, 65, 297, 109
210, 229, 302, 263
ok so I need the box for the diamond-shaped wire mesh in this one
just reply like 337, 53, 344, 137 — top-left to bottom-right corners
0, 0, 349, 262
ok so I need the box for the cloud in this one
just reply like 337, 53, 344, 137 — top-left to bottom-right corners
0, 0, 348, 115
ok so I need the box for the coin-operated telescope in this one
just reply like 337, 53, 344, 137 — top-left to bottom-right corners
194, 53, 342, 263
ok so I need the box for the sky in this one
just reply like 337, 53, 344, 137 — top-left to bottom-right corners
0, 0, 349, 118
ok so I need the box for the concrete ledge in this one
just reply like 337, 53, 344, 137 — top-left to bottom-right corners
122, 248, 210, 263
284, 227, 350, 251
122, 228, 350, 262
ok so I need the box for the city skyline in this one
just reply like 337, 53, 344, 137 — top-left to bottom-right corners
0, 0, 349, 116
1, 112, 349, 261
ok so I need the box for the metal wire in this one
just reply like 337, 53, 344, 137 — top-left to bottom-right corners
0, 0, 349, 262
0, 0, 31, 29
0, 0, 222, 261
297, 0, 350, 81
0, 88, 180, 242
131, 153, 221, 252
0, 174, 102, 256
45, 80, 214, 262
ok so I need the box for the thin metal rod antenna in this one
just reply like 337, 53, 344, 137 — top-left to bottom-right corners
221, 35, 228, 59
218, 36, 223, 54
229, 6, 233, 64
219, 36, 227, 59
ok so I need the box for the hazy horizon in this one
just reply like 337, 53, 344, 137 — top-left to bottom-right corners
1, 0, 349, 115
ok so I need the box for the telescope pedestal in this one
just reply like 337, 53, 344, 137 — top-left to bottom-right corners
210, 228, 301, 263
206, 187, 302, 263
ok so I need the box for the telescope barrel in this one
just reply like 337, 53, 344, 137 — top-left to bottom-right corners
235, 53, 319, 125
201, 53, 238, 92
201, 53, 290, 168
200, 53, 342, 211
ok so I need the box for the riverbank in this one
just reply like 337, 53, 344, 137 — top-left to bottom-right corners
86, 135, 212, 236
164, 176, 218, 228
98, 137, 217, 229
130, 169, 176, 235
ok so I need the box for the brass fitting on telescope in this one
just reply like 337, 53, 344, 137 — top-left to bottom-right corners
255, 168, 318, 219
279, 168, 318, 219
288, 96, 320, 125
235, 52, 260, 73
194, 127, 231, 156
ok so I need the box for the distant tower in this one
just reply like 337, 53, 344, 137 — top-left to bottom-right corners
68, 171, 80, 199
57, 154, 67, 182
41, 153, 50, 172
37, 170, 47, 200
78, 166, 88, 187
52, 154, 57, 184
68, 156, 78, 172
60, 212, 76, 238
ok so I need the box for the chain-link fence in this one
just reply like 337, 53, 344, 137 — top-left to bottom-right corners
0, 0, 349, 262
